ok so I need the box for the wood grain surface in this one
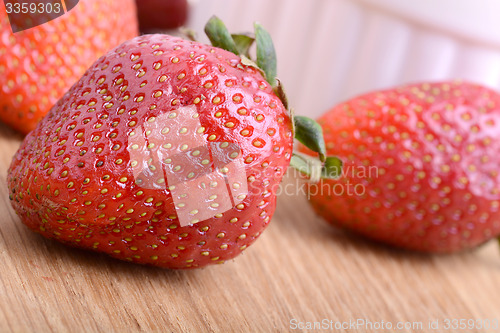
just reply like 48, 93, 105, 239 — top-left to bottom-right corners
0, 122, 499, 333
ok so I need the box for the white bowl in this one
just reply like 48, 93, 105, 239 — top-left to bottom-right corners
187, 0, 500, 118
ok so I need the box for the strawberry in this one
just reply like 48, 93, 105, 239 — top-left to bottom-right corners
0, 0, 139, 134
7, 16, 332, 269
136, 0, 188, 32
307, 81, 500, 253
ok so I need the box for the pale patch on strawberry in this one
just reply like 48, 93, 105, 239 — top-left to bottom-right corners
127, 105, 248, 227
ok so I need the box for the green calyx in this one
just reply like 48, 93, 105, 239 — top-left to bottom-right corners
204, 16, 342, 182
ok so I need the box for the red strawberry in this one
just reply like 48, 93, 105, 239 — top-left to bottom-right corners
0, 0, 139, 134
307, 81, 500, 253
136, 0, 188, 32
7, 17, 330, 269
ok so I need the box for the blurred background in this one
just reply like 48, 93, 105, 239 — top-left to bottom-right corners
186, 0, 500, 118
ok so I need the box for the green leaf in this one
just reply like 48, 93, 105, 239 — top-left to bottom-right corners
294, 116, 327, 162
321, 157, 343, 179
231, 33, 254, 58
254, 22, 277, 87
204, 16, 239, 55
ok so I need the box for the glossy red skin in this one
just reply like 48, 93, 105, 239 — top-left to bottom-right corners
0, 0, 139, 134
309, 81, 500, 252
8, 34, 293, 269
136, 0, 188, 32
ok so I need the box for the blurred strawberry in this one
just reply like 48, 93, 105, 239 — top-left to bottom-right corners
136, 0, 188, 32
308, 81, 500, 253
0, 0, 139, 134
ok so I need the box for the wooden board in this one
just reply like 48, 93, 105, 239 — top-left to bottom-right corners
0, 122, 499, 333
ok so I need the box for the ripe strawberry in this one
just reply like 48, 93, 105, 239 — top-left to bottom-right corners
136, 0, 188, 32
0, 0, 139, 134
307, 81, 500, 253
7, 17, 331, 269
